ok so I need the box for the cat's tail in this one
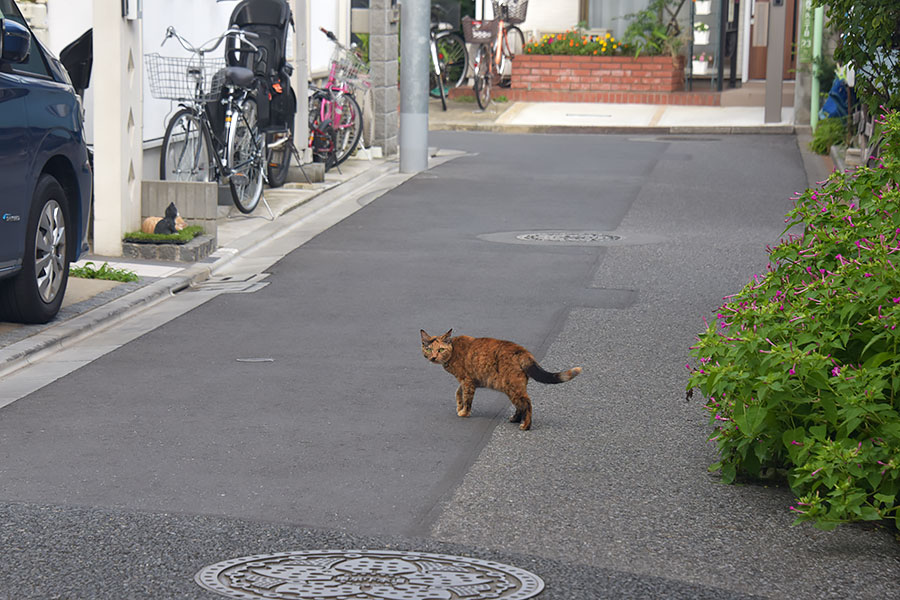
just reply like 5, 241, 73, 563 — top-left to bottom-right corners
526, 362, 583, 384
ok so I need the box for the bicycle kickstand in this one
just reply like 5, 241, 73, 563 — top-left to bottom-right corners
288, 142, 313, 185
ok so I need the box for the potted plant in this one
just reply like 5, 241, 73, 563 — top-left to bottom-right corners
691, 51, 713, 75
693, 21, 710, 45
694, 0, 712, 15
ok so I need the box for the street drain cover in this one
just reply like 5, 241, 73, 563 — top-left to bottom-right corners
195, 550, 545, 600
516, 232, 621, 243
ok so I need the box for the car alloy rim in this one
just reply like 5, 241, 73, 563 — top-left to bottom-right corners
34, 199, 66, 303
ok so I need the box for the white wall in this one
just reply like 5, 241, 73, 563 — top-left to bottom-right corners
45, 0, 349, 150
141, 1, 233, 143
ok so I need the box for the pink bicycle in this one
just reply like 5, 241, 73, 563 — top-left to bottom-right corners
308, 27, 369, 169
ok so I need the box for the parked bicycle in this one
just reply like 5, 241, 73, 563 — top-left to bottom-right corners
429, 4, 468, 111
310, 27, 368, 169
147, 26, 267, 213
464, 0, 527, 110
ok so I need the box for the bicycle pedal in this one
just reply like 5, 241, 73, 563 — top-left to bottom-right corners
231, 173, 250, 186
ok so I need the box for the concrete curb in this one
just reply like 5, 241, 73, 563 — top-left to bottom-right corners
431, 122, 796, 135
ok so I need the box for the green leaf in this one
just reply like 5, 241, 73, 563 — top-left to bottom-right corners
859, 506, 882, 521
862, 351, 893, 370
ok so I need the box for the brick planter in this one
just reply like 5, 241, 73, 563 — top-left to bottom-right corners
507, 54, 718, 105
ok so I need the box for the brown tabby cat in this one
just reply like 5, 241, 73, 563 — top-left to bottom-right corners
420, 329, 582, 430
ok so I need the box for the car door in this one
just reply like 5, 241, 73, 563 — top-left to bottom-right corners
0, 69, 30, 273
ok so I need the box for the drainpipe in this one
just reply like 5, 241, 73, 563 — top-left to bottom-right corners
741, 0, 752, 83
290, 0, 309, 164
809, 6, 824, 130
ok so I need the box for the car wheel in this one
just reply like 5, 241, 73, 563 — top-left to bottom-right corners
0, 174, 71, 324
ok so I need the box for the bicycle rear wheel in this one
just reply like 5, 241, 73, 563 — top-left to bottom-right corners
160, 109, 213, 182
334, 93, 362, 165
473, 45, 492, 110
266, 125, 294, 189
226, 97, 265, 214
499, 25, 524, 88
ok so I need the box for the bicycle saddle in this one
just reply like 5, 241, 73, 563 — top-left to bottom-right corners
224, 65, 255, 88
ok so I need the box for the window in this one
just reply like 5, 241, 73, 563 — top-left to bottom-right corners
583, 0, 652, 39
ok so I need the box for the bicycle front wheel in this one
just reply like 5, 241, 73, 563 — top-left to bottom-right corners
226, 97, 265, 214
160, 109, 213, 182
473, 45, 492, 110
430, 32, 468, 97
334, 93, 362, 165
499, 25, 524, 87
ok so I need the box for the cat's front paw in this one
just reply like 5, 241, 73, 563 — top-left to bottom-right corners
457, 409, 471, 417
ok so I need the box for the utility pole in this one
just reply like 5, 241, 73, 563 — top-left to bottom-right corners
399, 0, 429, 173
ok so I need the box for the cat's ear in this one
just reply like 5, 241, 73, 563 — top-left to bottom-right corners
440, 329, 453, 341
420, 329, 431, 343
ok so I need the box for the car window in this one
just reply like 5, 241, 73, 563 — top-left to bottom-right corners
0, 0, 51, 78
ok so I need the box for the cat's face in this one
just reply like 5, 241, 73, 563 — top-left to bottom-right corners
421, 329, 453, 365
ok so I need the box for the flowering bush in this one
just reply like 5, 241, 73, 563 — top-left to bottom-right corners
687, 110, 900, 532
525, 30, 623, 56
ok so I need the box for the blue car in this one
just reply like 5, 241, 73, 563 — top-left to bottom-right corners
0, 0, 92, 324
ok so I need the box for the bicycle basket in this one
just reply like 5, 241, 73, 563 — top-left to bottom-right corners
491, 0, 528, 24
330, 45, 370, 89
145, 53, 227, 102
462, 16, 498, 45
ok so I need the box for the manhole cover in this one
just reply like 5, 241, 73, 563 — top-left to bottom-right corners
516, 232, 621, 243
195, 550, 545, 600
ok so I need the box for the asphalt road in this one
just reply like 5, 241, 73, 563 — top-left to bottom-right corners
0, 132, 897, 599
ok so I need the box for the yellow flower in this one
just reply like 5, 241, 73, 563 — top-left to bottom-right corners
606, 32, 612, 39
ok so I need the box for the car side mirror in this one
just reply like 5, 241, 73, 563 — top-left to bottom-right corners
0, 19, 32, 64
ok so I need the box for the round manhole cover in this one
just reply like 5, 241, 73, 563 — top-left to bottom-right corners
516, 232, 621, 243
195, 550, 545, 600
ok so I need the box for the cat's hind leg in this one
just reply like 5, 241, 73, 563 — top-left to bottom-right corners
509, 394, 532, 430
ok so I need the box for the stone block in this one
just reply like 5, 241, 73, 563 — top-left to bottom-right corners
369, 34, 399, 63
142, 180, 217, 239
288, 161, 325, 183
369, 60, 398, 88
120, 235, 216, 264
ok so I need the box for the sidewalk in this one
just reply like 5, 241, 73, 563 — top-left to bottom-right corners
429, 97, 795, 134
0, 98, 830, 378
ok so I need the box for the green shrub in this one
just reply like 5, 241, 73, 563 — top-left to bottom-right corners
688, 110, 900, 531
810, 117, 846, 155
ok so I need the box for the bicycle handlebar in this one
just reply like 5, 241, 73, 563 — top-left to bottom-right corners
162, 25, 260, 55
319, 27, 338, 43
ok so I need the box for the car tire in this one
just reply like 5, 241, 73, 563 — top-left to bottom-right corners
0, 174, 71, 324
